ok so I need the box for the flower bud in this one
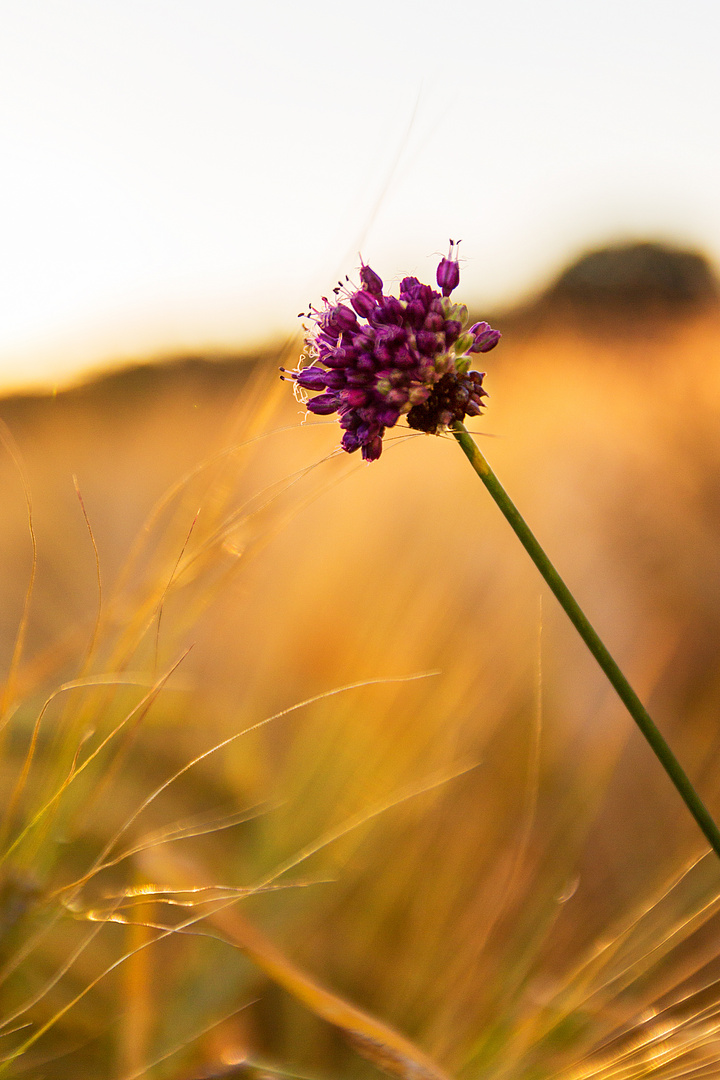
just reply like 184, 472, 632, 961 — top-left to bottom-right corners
454, 333, 475, 356
330, 305, 358, 332
324, 369, 348, 389
417, 330, 442, 355
399, 276, 421, 297
306, 392, 341, 415
344, 388, 369, 407
436, 256, 460, 297
469, 322, 501, 353
404, 300, 426, 327
443, 320, 462, 345
362, 435, 383, 461
424, 312, 444, 332
351, 289, 377, 318
345, 369, 372, 386
394, 344, 416, 368
342, 429, 362, 453
294, 367, 330, 391
359, 264, 383, 296
377, 406, 401, 426
408, 385, 431, 405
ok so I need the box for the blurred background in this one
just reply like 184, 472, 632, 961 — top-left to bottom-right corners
1, 0, 720, 390
2, 3, 720, 1079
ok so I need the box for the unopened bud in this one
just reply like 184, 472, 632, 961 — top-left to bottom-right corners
436, 253, 460, 297
469, 322, 501, 353
359, 263, 383, 296
350, 289, 377, 318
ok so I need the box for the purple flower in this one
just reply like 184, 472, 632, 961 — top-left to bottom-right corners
281, 245, 500, 461
436, 240, 461, 297
469, 321, 502, 353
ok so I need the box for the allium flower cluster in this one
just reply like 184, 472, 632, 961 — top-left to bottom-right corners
282, 243, 500, 461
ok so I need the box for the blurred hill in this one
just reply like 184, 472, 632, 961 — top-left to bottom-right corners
2, 241, 720, 1078
545, 240, 718, 310
503, 239, 720, 333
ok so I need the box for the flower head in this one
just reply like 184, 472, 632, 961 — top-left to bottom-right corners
281, 244, 500, 461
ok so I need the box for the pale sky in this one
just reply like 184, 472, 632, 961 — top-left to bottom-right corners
1, 0, 719, 390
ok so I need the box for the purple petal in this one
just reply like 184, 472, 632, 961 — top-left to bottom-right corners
361, 436, 384, 461
436, 256, 460, 297
294, 367, 330, 391
350, 289, 377, 318
359, 264, 383, 296
469, 322, 501, 353
306, 392, 341, 415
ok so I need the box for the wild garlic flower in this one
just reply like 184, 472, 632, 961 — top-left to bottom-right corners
282, 243, 500, 461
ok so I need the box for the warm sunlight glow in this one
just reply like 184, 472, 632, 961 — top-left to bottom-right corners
1, 0, 719, 388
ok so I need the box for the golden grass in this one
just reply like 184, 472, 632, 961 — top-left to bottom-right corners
0, 308, 719, 1077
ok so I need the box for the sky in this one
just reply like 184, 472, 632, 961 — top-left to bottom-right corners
1, 0, 719, 390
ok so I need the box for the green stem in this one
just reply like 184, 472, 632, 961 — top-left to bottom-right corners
451, 420, 720, 860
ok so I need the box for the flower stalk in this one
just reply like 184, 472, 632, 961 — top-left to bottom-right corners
451, 419, 720, 860
284, 241, 720, 860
